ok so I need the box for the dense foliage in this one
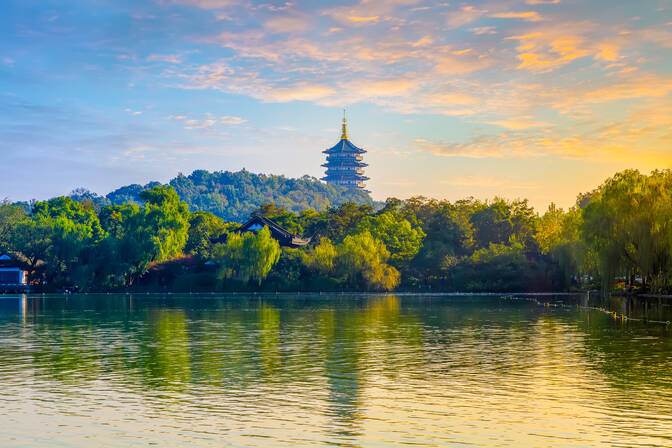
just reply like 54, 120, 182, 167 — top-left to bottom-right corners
3, 169, 671, 295
100, 169, 374, 222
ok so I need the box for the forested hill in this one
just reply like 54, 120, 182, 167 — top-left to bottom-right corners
101, 170, 373, 222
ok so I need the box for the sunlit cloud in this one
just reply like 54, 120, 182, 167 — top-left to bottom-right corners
489, 119, 553, 130
490, 11, 544, 22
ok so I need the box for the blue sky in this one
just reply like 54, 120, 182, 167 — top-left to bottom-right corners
2, 0, 671, 210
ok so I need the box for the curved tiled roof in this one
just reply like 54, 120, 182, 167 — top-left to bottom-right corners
322, 138, 366, 155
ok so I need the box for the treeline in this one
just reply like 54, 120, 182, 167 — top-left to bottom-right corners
54, 169, 374, 222
1, 169, 670, 294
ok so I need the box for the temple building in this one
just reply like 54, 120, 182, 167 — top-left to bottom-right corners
210, 215, 311, 248
321, 112, 370, 192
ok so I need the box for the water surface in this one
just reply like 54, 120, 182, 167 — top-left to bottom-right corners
0, 293, 671, 447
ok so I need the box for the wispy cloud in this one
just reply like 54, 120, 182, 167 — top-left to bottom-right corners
167, 113, 247, 130
147, 53, 182, 64
490, 11, 544, 22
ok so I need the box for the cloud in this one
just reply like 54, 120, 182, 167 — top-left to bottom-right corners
349, 16, 379, 22
445, 6, 488, 29
159, 0, 672, 171
505, 29, 595, 72
322, 0, 423, 26
169, 0, 239, 9
147, 53, 182, 63
470, 26, 497, 35
267, 83, 336, 102
347, 78, 417, 98
490, 11, 544, 22
264, 15, 311, 34
167, 113, 247, 130
489, 119, 553, 129
415, 97, 672, 164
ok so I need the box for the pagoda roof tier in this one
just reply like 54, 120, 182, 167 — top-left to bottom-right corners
321, 175, 370, 182
322, 138, 366, 155
321, 161, 368, 168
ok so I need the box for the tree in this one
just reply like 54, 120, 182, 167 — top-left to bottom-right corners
137, 186, 191, 262
305, 202, 374, 242
0, 201, 27, 252
185, 211, 231, 258
581, 170, 672, 294
213, 226, 281, 284
404, 199, 474, 275
336, 231, 400, 291
449, 242, 529, 292
24, 197, 107, 285
303, 237, 337, 274
355, 212, 425, 267
9, 218, 54, 279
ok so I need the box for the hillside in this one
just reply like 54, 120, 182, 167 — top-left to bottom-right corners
102, 169, 374, 222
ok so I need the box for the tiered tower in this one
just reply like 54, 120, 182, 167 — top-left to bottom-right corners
321, 111, 369, 192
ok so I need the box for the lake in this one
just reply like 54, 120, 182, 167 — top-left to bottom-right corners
0, 293, 671, 447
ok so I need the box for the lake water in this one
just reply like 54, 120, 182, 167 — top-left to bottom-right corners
0, 293, 671, 447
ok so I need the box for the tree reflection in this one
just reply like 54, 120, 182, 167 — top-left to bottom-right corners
144, 309, 191, 389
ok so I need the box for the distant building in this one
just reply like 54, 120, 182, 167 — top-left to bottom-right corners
321, 111, 370, 192
0, 254, 28, 287
211, 215, 312, 248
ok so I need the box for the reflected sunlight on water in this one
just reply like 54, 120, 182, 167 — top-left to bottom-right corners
0, 294, 671, 447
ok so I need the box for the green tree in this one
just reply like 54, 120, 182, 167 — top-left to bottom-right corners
213, 226, 281, 284
355, 212, 425, 267
303, 237, 337, 274
185, 211, 231, 258
336, 231, 399, 291
581, 170, 672, 294
9, 218, 54, 279
0, 201, 27, 252
137, 186, 190, 262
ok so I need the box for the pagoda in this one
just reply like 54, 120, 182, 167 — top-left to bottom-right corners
321, 111, 370, 192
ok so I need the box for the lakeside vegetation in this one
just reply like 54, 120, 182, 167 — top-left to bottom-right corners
1, 169, 670, 295
53, 169, 374, 222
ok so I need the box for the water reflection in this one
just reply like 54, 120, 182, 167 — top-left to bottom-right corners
0, 293, 670, 447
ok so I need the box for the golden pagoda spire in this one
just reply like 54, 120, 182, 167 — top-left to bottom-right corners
341, 109, 348, 140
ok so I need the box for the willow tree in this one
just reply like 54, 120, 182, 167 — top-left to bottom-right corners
581, 170, 672, 294
336, 231, 400, 291
138, 186, 191, 262
214, 226, 281, 284
536, 204, 593, 288
303, 237, 337, 275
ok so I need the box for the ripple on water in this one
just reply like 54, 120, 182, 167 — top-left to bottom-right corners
0, 293, 671, 447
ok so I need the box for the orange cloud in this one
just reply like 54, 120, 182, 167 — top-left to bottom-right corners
489, 119, 553, 130
267, 83, 335, 102
349, 15, 379, 22
491, 11, 544, 22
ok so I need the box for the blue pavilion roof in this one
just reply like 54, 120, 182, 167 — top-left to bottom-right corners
323, 138, 366, 155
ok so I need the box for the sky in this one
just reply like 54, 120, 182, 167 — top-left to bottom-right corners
1, 0, 671, 211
